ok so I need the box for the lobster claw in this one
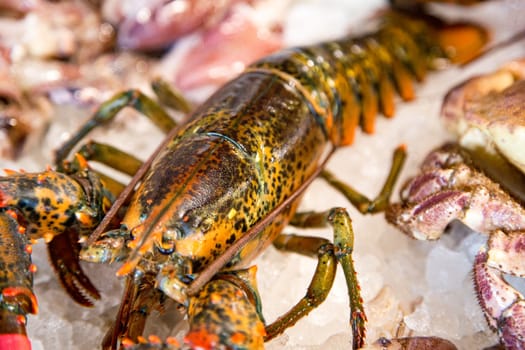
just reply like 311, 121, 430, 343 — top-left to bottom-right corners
184, 267, 266, 350
0, 211, 37, 350
0, 308, 33, 350
47, 227, 101, 307
102, 272, 166, 350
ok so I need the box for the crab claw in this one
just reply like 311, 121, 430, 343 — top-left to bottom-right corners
386, 145, 525, 241
473, 230, 525, 349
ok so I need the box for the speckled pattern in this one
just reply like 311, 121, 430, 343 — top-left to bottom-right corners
0, 167, 110, 307
0, 211, 35, 336
122, 70, 327, 273
186, 269, 265, 350
251, 11, 450, 143
119, 10, 453, 281
0, 8, 484, 349
0, 212, 34, 311
0, 171, 99, 241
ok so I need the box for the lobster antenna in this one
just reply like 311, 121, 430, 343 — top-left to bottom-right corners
187, 145, 336, 296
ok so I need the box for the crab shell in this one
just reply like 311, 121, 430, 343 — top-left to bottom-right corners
441, 58, 525, 173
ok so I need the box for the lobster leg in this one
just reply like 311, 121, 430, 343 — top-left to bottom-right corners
102, 272, 166, 350
151, 79, 193, 114
76, 141, 143, 176
74, 141, 145, 196
269, 208, 365, 350
55, 80, 182, 164
321, 144, 406, 214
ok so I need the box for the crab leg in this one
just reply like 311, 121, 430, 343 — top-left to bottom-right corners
386, 144, 525, 349
321, 145, 407, 214
386, 145, 525, 240
473, 231, 525, 349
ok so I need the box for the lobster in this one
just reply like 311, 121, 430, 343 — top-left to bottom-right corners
0, 5, 490, 350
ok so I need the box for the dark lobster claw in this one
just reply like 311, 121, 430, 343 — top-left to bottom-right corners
102, 272, 166, 350
47, 227, 101, 306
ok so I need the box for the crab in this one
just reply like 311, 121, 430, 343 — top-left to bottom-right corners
386, 59, 525, 349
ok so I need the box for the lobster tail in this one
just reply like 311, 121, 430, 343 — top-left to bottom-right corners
249, 10, 488, 147
432, 18, 489, 64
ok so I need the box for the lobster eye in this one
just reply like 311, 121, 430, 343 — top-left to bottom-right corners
157, 243, 175, 255
157, 228, 179, 255
157, 238, 175, 255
